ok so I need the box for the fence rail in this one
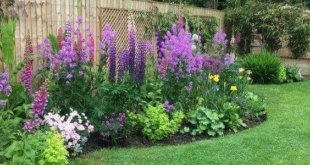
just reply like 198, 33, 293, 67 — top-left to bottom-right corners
0, 0, 225, 74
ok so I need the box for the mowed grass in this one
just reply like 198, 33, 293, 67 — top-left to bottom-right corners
72, 81, 310, 165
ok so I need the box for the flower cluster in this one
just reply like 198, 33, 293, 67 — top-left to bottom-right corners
223, 53, 235, 67
0, 72, 11, 106
30, 81, 49, 116
43, 108, 94, 149
23, 80, 49, 133
21, 33, 34, 95
100, 113, 126, 137
163, 100, 175, 112
212, 29, 228, 53
156, 31, 165, 64
202, 56, 223, 74
161, 25, 203, 79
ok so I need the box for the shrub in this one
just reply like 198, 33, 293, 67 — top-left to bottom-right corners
277, 64, 287, 83
242, 51, 282, 84
285, 65, 303, 83
38, 129, 69, 165
221, 102, 246, 132
132, 102, 184, 141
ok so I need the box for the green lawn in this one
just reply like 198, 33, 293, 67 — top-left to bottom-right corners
72, 81, 310, 165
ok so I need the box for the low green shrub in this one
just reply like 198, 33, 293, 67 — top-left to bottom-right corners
285, 65, 303, 83
132, 102, 184, 141
277, 64, 287, 83
242, 51, 282, 84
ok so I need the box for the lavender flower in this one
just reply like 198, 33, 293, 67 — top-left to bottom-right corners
212, 29, 228, 53
224, 53, 235, 66
163, 100, 175, 113
77, 16, 83, 25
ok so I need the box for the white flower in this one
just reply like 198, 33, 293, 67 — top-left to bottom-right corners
192, 34, 198, 40
192, 45, 196, 50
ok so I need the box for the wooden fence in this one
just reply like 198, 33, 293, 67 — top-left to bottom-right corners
0, 0, 225, 73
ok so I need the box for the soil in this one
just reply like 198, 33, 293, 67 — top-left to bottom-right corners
81, 114, 267, 154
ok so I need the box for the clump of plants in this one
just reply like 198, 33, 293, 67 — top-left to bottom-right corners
242, 51, 283, 84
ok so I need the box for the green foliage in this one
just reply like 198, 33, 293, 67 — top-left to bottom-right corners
38, 129, 69, 165
277, 64, 287, 83
242, 51, 282, 84
288, 22, 310, 58
285, 65, 303, 83
0, 130, 69, 165
221, 102, 246, 132
48, 34, 59, 54
189, 98, 225, 136
225, 0, 309, 57
243, 92, 266, 120
0, 18, 16, 65
135, 103, 184, 141
185, 15, 218, 49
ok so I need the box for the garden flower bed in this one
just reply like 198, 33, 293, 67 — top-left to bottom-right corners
1, 16, 266, 164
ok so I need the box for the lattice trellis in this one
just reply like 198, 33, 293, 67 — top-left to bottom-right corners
101, 8, 153, 51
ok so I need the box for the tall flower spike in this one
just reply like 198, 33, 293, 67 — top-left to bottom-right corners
108, 34, 117, 83
21, 33, 33, 95
30, 79, 49, 116
89, 35, 95, 65
58, 27, 63, 49
117, 50, 126, 83
155, 31, 164, 65
128, 26, 136, 79
136, 41, 146, 83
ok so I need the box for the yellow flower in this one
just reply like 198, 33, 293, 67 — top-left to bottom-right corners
246, 70, 252, 75
239, 76, 243, 79
230, 86, 237, 91
214, 75, 220, 82
247, 77, 252, 81
208, 73, 214, 80
238, 68, 245, 73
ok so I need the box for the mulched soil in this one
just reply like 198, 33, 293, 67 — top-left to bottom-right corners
81, 114, 267, 154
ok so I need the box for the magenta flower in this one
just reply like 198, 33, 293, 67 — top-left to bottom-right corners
21, 34, 34, 95
30, 82, 49, 116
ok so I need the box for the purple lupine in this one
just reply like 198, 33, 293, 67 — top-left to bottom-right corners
108, 35, 117, 83
136, 41, 146, 83
128, 27, 136, 79
21, 34, 34, 95
65, 22, 72, 46
117, 50, 129, 83
30, 81, 49, 116
155, 31, 165, 65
